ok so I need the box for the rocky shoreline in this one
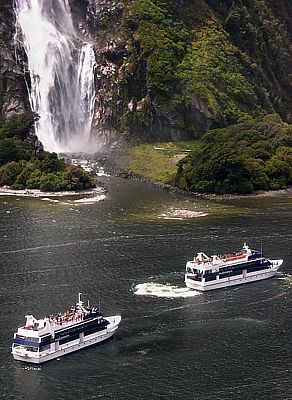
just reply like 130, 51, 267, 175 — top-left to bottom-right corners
104, 146, 292, 201
114, 168, 292, 201
0, 186, 106, 198
1, 159, 291, 202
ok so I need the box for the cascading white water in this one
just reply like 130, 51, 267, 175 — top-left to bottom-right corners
14, 0, 96, 153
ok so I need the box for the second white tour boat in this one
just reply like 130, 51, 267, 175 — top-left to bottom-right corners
185, 243, 283, 291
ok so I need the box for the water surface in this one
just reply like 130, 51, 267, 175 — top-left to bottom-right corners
0, 177, 291, 400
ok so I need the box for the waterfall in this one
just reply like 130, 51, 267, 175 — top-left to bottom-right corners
14, 0, 96, 153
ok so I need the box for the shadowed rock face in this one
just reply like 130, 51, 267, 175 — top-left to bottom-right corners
69, 0, 213, 146
69, 0, 292, 147
0, 1, 30, 118
69, 0, 129, 148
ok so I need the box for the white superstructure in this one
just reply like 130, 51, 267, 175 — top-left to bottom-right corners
12, 293, 121, 364
185, 243, 283, 291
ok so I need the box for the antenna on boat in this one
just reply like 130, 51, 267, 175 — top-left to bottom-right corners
98, 291, 101, 311
260, 238, 263, 262
78, 292, 83, 304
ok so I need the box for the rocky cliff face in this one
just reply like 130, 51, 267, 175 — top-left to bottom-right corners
69, 0, 292, 147
206, 0, 292, 123
1, 0, 291, 148
69, 0, 126, 148
0, 2, 30, 119
70, 0, 209, 145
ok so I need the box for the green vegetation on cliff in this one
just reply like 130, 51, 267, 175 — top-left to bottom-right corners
177, 19, 261, 126
174, 114, 292, 194
120, 0, 192, 136
118, 0, 291, 138
122, 0, 190, 99
0, 113, 96, 192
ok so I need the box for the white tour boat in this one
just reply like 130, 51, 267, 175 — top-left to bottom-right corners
185, 243, 283, 291
12, 293, 121, 364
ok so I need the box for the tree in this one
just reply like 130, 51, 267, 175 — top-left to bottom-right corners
39, 152, 66, 173
1, 112, 39, 140
0, 138, 29, 166
173, 114, 292, 194
0, 161, 23, 186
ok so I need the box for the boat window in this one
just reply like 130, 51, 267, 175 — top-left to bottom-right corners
28, 346, 39, 352
14, 344, 39, 352
59, 334, 79, 345
205, 275, 217, 281
15, 334, 25, 340
40, 335, 51, 344
84, 324, 106, 336
16, 334, 39, 342
39, 344, 50, 352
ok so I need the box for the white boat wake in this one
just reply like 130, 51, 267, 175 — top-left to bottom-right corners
278, 273, 292, 284
134, 283, 200, 298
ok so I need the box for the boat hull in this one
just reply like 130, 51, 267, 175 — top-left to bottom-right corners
12, 315, 121, 364
185, 260, 283, 292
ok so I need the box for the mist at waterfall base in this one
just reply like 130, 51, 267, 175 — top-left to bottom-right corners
0, 174, 291, 400
15, 0, 96, 153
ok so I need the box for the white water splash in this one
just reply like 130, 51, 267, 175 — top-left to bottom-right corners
72, 194, 106, 204
158, 208, 208, 220
134, 283, 200, 298
278, 273, 292, 284
14, 0, 96, 153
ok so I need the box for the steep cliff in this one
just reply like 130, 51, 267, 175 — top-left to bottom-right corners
68, 0, 291, 145
0, 1, 30, 120
1, 0, 291, 147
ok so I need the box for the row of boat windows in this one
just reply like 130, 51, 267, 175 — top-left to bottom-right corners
219, 269, 243, 279
15, 334, 51, 345
15, 320, 108, 348
189, 264, 271, 281
14, 338, 39, 347
218, 260, 271, 273
59, 325, 106, 345
16, 334, 51, 345
188, 261, 271, 277
13, 324, 107, 351
16, 335, 38, 342
59, 334, 79, 345
246, 265, 271, 273
55, 318, 108, 340
13, 343, 49, 352
219, 263, 271, 277
84, 324, 106, 337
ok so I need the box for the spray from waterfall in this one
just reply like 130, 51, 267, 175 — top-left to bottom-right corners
14, 0, 96, 153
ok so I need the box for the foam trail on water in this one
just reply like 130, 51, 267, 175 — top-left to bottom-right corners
134, 283, 200, 298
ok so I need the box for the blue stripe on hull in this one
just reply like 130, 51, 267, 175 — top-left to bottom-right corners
13, 333, 115, 364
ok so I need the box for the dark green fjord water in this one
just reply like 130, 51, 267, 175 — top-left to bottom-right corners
0, 175, 291, 400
